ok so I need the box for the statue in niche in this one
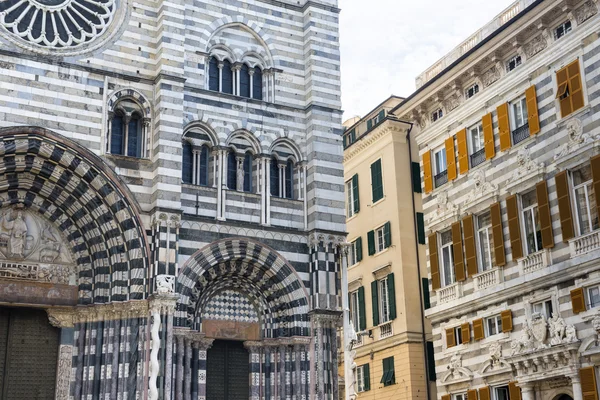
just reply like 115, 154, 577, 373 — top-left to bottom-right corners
3, 211, 28, 258
236, 159, 244, 192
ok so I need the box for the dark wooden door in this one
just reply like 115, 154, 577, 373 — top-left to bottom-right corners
0, 307, 60, 400
206, 340, 249, 400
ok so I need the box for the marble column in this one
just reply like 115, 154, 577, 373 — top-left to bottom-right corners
175, 334, 185, 400
244, 341, 263, 400
195, 336, 213, 400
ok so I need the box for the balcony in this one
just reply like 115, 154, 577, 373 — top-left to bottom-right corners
474, 268, 503, 291
437, 282, 462, 305
470, 148, 486, 168
511, 123, 530, 145
379, 322, 393, 339
569, 230, 600, 257
518, 249, 550, 275
434, 169, 448, 188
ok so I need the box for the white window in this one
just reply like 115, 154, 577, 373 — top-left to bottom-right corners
522, 190, 543, 255
433, 147, 447, 175
532, 299, 553, 319
477, 212, 495, 272
506, 54, 522, 72
510, 96, 528, 131
453, 394, 467, 400
440, 230, 455, 287
346, 180, 357, 218
350, 290, 361, 329
379, 278, 390, 323
431, 108, 443, 122
485, 315, 503, 336
554, 20, 572, 40
572, 166, 599, 236
356, 364, 367, 392
348, 239, 359, 266
454, 326, 463, 346
465, 83, 479, 99
469, 123, 484, 155
588, 286, 600, 309
493, 386, 509, 400
375, 225, 386, 253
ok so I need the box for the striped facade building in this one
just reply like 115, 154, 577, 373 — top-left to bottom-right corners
0, 0, 344, 399
390, 1, 600, 400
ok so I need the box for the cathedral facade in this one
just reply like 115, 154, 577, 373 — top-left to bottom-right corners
0, 0, 344, 399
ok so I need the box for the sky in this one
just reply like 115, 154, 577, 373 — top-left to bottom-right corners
339, 0, 515, 121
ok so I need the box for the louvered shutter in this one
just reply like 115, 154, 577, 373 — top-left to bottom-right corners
571, 288, 587, 314
467, 389, 478, 400
371, 280, 379, 326
591, 155, 600, 222
422, 278, 431, 310
378, 109, 385, 121
442, 395, 451, 400
483, 113, 495, 160
363, 363, 371, 391
473, 318, 485, 341
371, 160, 384, 202
479, 387, 491, 400
367, 230, 376, 256
462, 215, 478, 277
446, 328, 456, 348
356, 237, 363, 262
509, 382, 522, 400
367, 119, 373, 130
457, 128, 469, 174
429, 233, 440, 290
352, 174, 360, 213
387, 273, 396, 320
506, 195, 524, 260
461, 322, 471, 344
497, 103, 511, 151
491, 202, 506, 266
526, 85, 540, 135
412, 162, 422, 193
501, 310, 513, 332
568, 59, 585, 114
452, 221, 466, 282
536, 181, 554, 249
557, 64, 572, 117
384, 221, 391, 249
417, 213, 426, 245
423, 152, 433, 194
581, 367, 599, 400
446, 137, 457, 181
555, 171, 575, 241
358, 286, 366, 331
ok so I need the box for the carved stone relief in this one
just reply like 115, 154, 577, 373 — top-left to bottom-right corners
482, 63, 503, 88
554, 118, 600, 161
443, 92, 462, 113
505, 148, 545, 188
524, 34, 548, 59
574, 0, 598, 24
463, 170, 498, 207
510, 313, 577, 355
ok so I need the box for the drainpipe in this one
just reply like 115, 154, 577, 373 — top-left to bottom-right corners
406, 122, 432, 400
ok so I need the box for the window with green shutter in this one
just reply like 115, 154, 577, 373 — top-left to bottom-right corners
367, 230, 376, 255
378, 109, 385, 122
352, 174, 360, 214
358, 286, 366, 331
426, 341, 436, 381
362, 363, 370, 391
350, 129, 356, 143
387, 273, 396, 320
367, 119, 373, 130
383, 221, 391, 249
417, 213, 425, 244
370, 159, 384, 203
381, 357, 395, 386
422, 278, 431, 310
371, 280, 379, 326
412, 161, 422, 193
343, 134, 347, 149
355, 237, 363, 262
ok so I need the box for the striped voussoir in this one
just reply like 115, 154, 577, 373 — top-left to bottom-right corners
176, 238, 310, 337
0, 127, 150, 303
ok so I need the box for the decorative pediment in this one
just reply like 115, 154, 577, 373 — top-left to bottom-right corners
348, 276, 363, 292
580, 311, 600, 355
504, 148, 545, 194
463, 170, 499, 212
427, 190, 459, 226
372, 264, 392, 280
554, 118, 600, 165
479, 342, 512, 377
442, 354, 473, 386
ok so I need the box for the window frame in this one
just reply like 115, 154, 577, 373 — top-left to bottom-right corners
346, 179, 357, 218
510, 95, 528, 131
571, 167, 599, 236
375, 225, 386, 253
532, 299, 554, 319
554, 20, 572, 40
588, 285, 600, 309
431, 108, 443, 123
492, 385, 510, 400
521, 191, 543, 255
380, 356, 395, 386
476, 212, 494, 272
349, 289, 361, 329
485, 314, 503, 337
378, 277, 391, 324
356, 364, 367, 393
454, 325, 463, 346
433, 146, 447, 175
506, 54, 522, 73
465, 82, 480, 99
440, 230, 455, 287
370, 158, 385, 203
453, 394, 467, 400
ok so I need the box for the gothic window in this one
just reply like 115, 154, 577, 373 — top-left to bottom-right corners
110, 113, 124, 155
240, 64, 251, 98
182, 141, 194, 184
182, 142, 210, 186
209, 56, 220, 91
243, 152, 252, 192
285, 160, 294, 199
109, 99, 147, 158
222, 60, 234, 95
253, 68, 263, 100
199, 145, 210, 186
270, 157, 280, 197
227, 151, 237, 190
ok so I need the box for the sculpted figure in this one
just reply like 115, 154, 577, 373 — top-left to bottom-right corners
8, 211, 27, 258
549, 313, 566, 345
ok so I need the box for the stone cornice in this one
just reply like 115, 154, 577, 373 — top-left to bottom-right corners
46, 300, 150, 327
343, 121, 409, 164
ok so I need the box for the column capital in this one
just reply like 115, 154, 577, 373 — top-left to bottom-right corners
149, 293, 179, 315
47, 307, 76, 328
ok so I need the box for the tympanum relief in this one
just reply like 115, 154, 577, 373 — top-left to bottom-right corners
0, 207, 75, 285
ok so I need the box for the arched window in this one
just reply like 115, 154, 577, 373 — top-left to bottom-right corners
243, 152, 252, 192
253, 68, 263, 100
240, 64, 250, 98
227, 151, 237, 190
208, 57, 219, 91
199, 145, 209, 186
127, 114, 142, 158
270, 157, 279, 197
110, 113, 124, 154
182, 141, 193, 184
109, 99, 146, 158
222, 60, 233, 95
285, 160, 294, 199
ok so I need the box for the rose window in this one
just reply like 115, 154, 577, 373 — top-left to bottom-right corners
0, 0, 118, 52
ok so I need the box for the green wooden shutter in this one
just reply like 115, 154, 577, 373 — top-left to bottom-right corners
378, 109, 385, 121
412, 162, 422, 193
350, 129, 356, 143
417, 213, 425, 244
387, 273, 396, 320
367, 230, 375, 255
384, 221, 391, 248
426, 341, 436, 381
422, 277, 431, 309
356, 237, 363, 262
367, 119, 373, 130
363, 363, 370, 391
352, 174, 360, 213
358, 286, 366, 331
343, 134, 347, 149
371, 160, 384, 202
371, 280, 379, 326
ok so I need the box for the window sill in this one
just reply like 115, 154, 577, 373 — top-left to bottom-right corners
182, 183, 216, 190
477, 332, 510, 345
270, 195, 303, 203
225, 189, 261, 198
348, 262, 361, 270
372, 247, 391, 259
346, 213, 359, 223
371, 197, 386, 208
105, 153, 151, 163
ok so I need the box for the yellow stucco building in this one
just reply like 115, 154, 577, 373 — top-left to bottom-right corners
340, 97, 435, 400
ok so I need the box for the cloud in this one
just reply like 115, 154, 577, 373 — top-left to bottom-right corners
340, 0, 515, 121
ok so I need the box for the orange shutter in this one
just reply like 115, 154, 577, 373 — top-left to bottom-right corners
536, 181, 554, 249
581, 367, 599, 400
497, 103, 511, 151
483, 113, 495, 160
509, 382, 522, 400
452, 221, 466, 282
568, 59, 585, 115
442, 395, 451, 400
571, 288, 587, 314
446, 137, 457, 181
501, 310, 513, 332
446, 328, 456, 348
423, 151, 433, 194
473, 318, 485, 341
491, 202, 506, 267
591, 155, 600, 222
462, 215, 478, 277
457, 128, 469, 174
526, 85, 540, 135
506, 195, 523, 260
479, 386, 491, 400
429, 233, 440, 290
461, 322, 471, 344
467, 389, 478, 400
555, 171, 575, 241
556, 64, 572, 117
